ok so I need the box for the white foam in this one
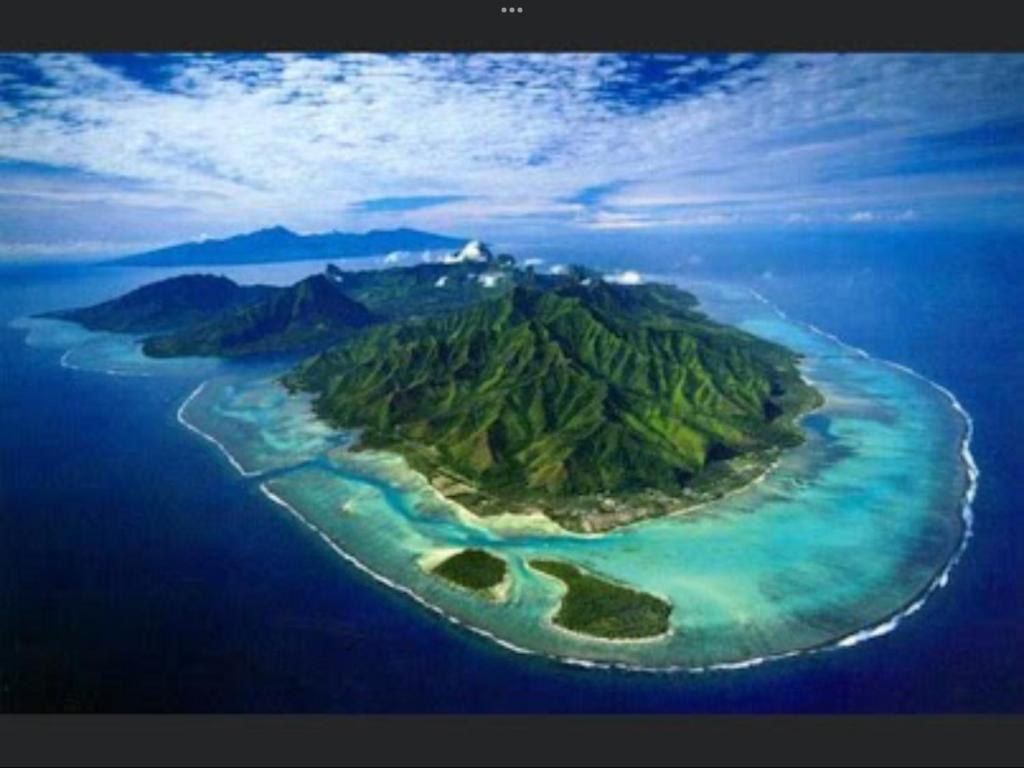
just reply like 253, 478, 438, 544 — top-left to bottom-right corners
257, 483, 536, 659
58, 347, 154, 378
176, 382, 264, 478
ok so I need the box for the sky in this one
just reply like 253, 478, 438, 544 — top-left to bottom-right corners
1, 52, 1024, 259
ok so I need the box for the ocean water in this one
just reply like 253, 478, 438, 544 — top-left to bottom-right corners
1, 234, 1021, 711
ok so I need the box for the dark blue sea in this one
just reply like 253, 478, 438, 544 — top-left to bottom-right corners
1, 229, 1021, 712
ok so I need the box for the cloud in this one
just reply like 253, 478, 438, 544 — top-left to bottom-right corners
477, 272, 504, 288
605, 269, 644, 284
2, 53, 1024, 256
351, 195, 468, 212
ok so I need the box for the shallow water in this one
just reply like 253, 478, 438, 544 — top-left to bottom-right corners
14, 279, 973, 671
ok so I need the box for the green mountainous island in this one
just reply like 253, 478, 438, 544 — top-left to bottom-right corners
46, 240, 821, 534
45, 239, 822, 638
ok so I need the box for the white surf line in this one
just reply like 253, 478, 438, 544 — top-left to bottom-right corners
176, 382, 264, 478
58, 349, 80, 370
58, 344, 154, 378
257, 483, 536, 660
261, 474, 688, 670
700, 289, 982, 664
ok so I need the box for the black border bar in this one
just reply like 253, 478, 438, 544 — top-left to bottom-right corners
2, 2, 1024, 52
1, 714, 1023, 767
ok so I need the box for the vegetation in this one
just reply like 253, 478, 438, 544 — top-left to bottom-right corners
142, 275, 376, 357
49, 248, 574, 358
530, 559, 671, 640
40, 274, 276, 333
431, 549, 507, 592
49, 248, 822, 532
285, 277, 822, 531
323, 259, 551, 321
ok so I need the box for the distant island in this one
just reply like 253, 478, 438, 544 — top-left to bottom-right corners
106, 226, 466, 267
46, 240, 822, 536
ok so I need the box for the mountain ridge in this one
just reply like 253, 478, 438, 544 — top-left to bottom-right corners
40, 274, 278, 333
143, 274, 378, 357
106, 226, 466, 267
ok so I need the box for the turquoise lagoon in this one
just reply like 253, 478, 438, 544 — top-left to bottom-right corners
15, 281, 975, 670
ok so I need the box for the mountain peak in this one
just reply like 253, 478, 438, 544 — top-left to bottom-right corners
248, 225, 300, 240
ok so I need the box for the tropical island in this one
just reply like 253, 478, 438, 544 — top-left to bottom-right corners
43, 240, 824, 641
46, 241, 821, 533
429, 549, 508, 596
530, 560, 672, 640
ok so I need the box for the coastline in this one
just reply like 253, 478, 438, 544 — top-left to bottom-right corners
425, 449, 794, 541
176, 381, 265, 478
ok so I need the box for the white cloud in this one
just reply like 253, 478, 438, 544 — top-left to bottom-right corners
477, 272, 504, 288
1, 52, 1023, 254
605, 269, 644, 285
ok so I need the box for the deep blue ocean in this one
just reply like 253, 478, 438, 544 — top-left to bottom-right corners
1, 229, 1021, 712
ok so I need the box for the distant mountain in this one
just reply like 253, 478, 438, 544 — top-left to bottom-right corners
143, 274, 377, 357
108, 227, 466, 267
39, 274, 277, 333
284, 279, 822, 531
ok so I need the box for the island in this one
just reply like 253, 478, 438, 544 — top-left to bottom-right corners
106, 226, 466, 267
142, 274, 379, 357
530, 560, 672, 640
430, 549, 508, 597
42, 273, 278, 334
46, 240, 821, 534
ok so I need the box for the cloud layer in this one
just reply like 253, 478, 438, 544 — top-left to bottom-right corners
2, 53, 1024, 257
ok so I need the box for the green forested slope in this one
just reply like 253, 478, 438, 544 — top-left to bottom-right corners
285, 279, 821, 530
